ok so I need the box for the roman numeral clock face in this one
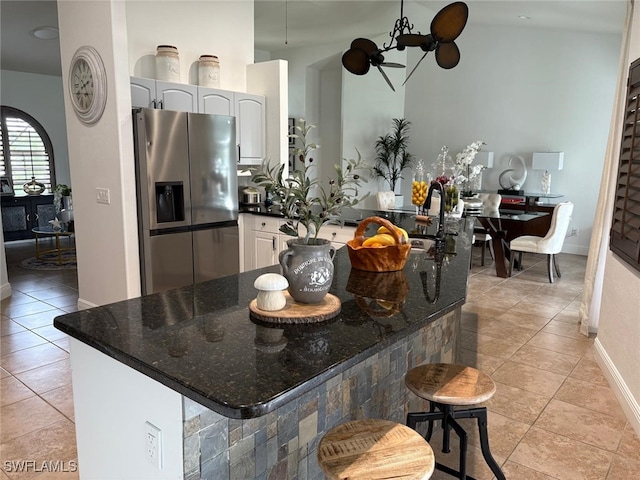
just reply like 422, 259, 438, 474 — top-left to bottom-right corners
72, 59, 93, 111
68, 46, 107, 125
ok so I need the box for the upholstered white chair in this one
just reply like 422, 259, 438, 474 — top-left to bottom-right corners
474, 194, 501, 266
509, 201, 574, 283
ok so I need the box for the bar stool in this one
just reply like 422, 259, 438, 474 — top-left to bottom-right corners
405, 363, 506, 480
317, 418, 435, 480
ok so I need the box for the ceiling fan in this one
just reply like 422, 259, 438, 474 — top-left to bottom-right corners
341, 1, 469, 91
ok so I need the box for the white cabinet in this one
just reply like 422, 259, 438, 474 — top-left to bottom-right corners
235, 93, 265, 165
198, 88, 234, 116
130, 77, 197, 112
246, 216, 356, 270
250, 216, 288, 269
297, 224, 357, 249
198, 88, 265, 165
131, 78, 266, 165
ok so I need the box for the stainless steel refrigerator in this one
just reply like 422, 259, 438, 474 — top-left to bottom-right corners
133, 108, 239, 295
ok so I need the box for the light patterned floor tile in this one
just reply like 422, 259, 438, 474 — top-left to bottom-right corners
490, 361, 566, 398
510, 427, 612, 480
509, 343, 581, 376
527, 331, 593, 357
500, 461, 556, 479
482, 381, 550, 425
534, 399, 626, 452
554, 377, 627, 421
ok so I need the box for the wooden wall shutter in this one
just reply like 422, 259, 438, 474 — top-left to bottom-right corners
610, 57, 640, 271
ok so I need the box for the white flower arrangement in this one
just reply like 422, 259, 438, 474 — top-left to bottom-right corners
454, 140, 485, 183
53, 184, 72, 213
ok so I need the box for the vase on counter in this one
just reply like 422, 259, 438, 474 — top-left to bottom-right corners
444, 184, 459, 214
279, 238, 336, 304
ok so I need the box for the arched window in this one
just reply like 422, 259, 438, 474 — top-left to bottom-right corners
0, 106, 56, 193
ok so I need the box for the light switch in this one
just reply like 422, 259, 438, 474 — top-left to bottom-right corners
96, 188, 110, 205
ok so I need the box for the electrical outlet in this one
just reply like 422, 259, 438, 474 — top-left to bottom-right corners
145, 421, 162, 469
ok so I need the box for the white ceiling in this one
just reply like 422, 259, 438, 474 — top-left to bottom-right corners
0, 1, 627, 78
254, 0, 628, 52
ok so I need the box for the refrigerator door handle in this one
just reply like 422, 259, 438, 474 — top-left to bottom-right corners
272, 235, 276, 251
158, 99, 163, 109
237, 144, 241, 163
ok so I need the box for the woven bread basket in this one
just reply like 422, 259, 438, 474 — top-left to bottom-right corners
346, 216, 411, 272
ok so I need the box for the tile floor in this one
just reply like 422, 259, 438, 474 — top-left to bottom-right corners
1, 239, 639, 479
1, 239, 79, 480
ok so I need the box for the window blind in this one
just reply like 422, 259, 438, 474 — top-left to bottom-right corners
610, 57, 640, 271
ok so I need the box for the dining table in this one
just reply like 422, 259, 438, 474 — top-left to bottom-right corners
471, 209, 551, 277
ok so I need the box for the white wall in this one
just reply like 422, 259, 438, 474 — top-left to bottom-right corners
269, 35, 407, 210
55, 0, 256, 307
70, 339, 183, 479
247, 60, 289, 176
0, 230, 10, 300
0, 70, 71, 185
596, 2, 640, 437
58, 0, 141, 307
126, 1, 253, 92
404, 24, 621, 255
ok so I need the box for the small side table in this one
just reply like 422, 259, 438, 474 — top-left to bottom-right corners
32, 227, 75, 265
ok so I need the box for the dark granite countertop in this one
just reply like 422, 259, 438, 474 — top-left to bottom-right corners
54, 213, 473, 419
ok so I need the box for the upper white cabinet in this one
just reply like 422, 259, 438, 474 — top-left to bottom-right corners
130, 77, 197, 112
199, 88, 265, 165
235, 93, 265, 165
198, 88, 234, 116
131, 77, 265, 165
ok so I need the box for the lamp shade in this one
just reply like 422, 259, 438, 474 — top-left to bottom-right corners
532, 152, 564, 171
474, 151, 494, 168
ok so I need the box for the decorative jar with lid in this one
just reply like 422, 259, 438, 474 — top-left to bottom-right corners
155, 45, 180, 82
198, 55, 220, 88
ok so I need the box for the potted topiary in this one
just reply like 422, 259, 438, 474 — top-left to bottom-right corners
373, 118, 415, 209
250, 119, 369, 303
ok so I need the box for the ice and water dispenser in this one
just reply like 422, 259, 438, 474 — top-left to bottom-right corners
155, 182, 185, 223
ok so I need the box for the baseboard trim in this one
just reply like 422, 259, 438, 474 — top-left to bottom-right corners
1, 282, 12, 301
593, 338, 640, 437
562, 245, 588, 256
77, 297, 98, 310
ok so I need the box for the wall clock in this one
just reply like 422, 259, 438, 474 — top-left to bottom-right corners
69, 46, 107, 125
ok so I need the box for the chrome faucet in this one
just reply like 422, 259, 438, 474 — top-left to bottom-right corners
424, 182, 446, 249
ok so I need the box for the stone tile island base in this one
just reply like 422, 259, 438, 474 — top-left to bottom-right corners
183, 308, 460, 480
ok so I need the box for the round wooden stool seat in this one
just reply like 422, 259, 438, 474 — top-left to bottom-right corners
318, 419, 435, 480
405, 363, 496, 406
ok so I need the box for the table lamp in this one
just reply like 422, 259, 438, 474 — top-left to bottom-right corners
532, 152, 564, 194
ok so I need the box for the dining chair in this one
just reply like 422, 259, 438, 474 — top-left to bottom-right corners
474, 194, 501, 266
508, 201, 574, 283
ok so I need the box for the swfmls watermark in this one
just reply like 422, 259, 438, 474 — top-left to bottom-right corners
3, 460, 78, 473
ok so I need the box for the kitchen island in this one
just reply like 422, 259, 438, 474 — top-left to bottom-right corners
54, 214, 474, 480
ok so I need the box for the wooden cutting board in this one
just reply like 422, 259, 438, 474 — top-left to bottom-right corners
249, 292, 341, 324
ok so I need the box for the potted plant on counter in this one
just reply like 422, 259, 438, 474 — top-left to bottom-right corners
250, 118, 369, 303
373, 118, 415, 209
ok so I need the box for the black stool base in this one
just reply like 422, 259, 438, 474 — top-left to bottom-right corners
407, 402, 506, 480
